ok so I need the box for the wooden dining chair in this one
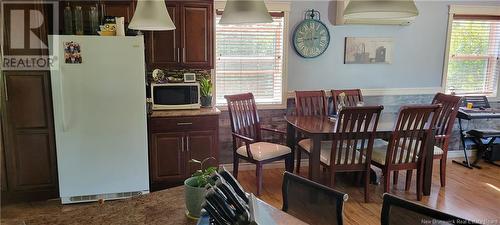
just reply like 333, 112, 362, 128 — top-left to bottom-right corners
282, 171, 348, 225
225, 93, 292, 196
371, 105, 441, 200
324, 106, 384, 202
381, 194, 480, 225
294, 91, 329, 174
331, 89, 363, 113
431, 93, 462, 187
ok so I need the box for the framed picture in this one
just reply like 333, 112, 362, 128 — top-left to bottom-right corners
64, 41, 82, 64
344, 37, 393, 64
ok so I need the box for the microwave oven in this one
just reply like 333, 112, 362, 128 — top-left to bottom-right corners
151, 83, 200, 110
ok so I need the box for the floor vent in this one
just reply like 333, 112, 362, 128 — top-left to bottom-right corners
63, 191, 147, 204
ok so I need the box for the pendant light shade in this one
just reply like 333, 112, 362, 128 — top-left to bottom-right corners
219, 0, 273, 25
344, 0, 418, 20
129, 0, 176, 31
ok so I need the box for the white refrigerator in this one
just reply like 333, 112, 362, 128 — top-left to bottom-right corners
49, 35, 149, 204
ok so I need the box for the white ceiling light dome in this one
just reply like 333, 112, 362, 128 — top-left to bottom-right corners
129, 0, 176, 31
219, 0, 273, 25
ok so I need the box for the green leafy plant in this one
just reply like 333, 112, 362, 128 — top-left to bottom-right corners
188, 157, 217, 188
199, 77, 213, 97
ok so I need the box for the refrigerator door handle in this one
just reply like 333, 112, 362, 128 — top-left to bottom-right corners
59, 74, 68, 131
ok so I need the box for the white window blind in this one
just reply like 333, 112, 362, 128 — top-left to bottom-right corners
215, 12, 285, 106
445, 15, 500, 96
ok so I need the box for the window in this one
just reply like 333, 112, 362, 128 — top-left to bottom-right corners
444, 13, 500, 97
215, 12, 286, 107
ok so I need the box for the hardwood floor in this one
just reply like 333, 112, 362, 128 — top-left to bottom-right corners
236, 159, 500, 225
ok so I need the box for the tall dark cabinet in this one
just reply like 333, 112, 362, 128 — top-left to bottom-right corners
1, 2, 59, 203
1, 72, 59, 202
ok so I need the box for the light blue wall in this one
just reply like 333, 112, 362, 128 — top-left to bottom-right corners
286, 0, 500, 91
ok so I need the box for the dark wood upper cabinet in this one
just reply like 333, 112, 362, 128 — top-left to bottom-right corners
145, 1, 213, 70
101, 0, 135, 23
1, 71, 58, 196
145, 4, 180, 71
181, 3, 213, 68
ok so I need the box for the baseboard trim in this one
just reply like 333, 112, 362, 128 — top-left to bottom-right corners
222, 151, 475, 171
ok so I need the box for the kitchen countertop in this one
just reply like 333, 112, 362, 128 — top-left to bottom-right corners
1, 186, 195, 225
150, 107, 221, 118
1, 186, 305, 225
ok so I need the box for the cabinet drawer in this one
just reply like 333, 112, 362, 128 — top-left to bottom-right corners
150, 116, 218, 132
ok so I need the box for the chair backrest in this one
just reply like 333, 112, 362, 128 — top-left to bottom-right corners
224, 93, 261, 142
332, 89, 363, 113
461, 96, 490, 109
386, 105, 441, 166
330, 106, 384, 169
282, 171, 347, 225
381, 193, 480, 225
295, 90, 328, 116
431, 93, 462, 149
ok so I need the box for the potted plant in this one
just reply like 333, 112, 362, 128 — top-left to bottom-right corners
185, 157, 217, 219
199, 77, 213, 107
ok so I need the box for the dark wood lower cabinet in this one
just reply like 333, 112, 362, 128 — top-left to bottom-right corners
150, 132, 186, 185
149, 114, 219, 190
1, 71, 59, 203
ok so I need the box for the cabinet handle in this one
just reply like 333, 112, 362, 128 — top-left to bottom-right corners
177, 48, 180, 63
186, 136, 190, 152
181, 137, 185, 152
177, 122, 193, 126
3, 75, 8, 101
183, 47, 186, 62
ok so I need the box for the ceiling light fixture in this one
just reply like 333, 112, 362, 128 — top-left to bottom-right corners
219, 0, 273, 25
129, 0, 176, 31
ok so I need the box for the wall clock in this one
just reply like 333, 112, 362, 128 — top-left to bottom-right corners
293, 10, 330, 58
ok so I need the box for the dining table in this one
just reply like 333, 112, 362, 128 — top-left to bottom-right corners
285, 114, 435, 196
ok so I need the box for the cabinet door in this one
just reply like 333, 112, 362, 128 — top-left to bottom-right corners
180, 2, 213, 68
145, 3, 180, 70
101, 1, 135, 23
150, 132, 186, 183
1, 71, 58, 194
186, 130, 217, 175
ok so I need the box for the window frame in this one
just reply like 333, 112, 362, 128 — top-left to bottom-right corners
213, 1, 290, 110
442, 5, 500, 100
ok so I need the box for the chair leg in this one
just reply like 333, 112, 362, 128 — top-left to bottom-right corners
393, 171, 399, 185
329, 171, 336, 187
440, 156, 447, 187
296, 150, 302, 174
417, 168, 423, 201
405, 170, 413, 191
233, 155, 239, 179
256, 164, 263, 196
383, 169, 390, 194
364, 171, 370, 203
285, 154, 292, 172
